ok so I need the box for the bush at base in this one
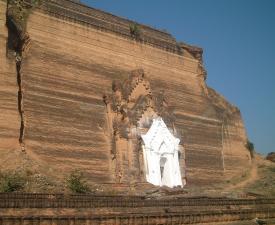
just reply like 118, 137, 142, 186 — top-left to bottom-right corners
66, 170, 90, 194
0, 171, 26, 192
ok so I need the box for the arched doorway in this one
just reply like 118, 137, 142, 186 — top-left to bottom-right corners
160, 156, 167, 180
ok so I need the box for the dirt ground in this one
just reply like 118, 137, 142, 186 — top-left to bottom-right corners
0, 148, 275, 196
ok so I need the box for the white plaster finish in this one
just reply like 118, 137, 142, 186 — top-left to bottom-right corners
142, 118, 184, 188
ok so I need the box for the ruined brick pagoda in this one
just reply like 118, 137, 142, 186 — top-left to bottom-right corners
0, 0, 251, 188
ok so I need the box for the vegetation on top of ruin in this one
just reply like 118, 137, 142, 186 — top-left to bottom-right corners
7, 0, 40, 31
129, 23, 142, 40
6, 0, 41, 55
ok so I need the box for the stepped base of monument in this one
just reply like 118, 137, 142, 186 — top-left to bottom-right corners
0, 194, 274, 224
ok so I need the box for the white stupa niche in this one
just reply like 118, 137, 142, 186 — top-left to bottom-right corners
104, 69, 186, 186
141, 117, 184, 188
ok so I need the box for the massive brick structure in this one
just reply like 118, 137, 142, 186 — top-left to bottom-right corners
0, 0, 251, 187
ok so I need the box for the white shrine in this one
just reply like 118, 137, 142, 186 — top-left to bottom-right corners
141, 118, 184, 188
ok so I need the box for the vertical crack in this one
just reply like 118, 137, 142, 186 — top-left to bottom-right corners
6, 0, 36, 152
16, 56, 25, 151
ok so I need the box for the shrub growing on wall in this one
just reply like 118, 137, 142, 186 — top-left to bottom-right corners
129, 23, 141, 39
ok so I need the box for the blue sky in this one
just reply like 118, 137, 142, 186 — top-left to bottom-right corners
81, 0, 275, 155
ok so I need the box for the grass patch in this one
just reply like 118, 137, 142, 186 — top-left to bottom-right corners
244, 163, 275, 197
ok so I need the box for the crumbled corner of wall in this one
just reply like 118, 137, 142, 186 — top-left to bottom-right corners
207, 87, 240, 119
178, 43, 209, 96
182, 43, 242, 121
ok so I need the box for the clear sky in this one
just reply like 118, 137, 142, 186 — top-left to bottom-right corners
81, 0, 275, 155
